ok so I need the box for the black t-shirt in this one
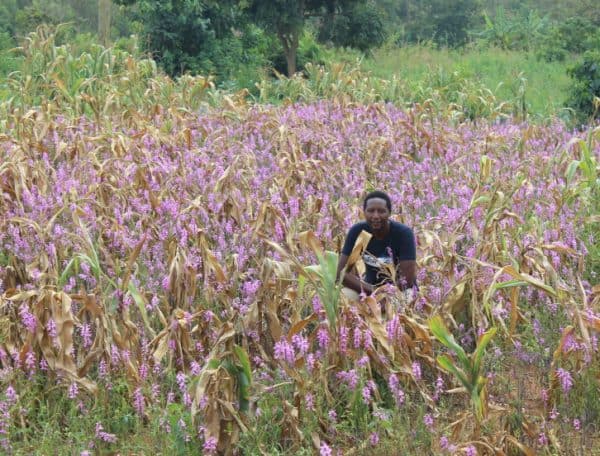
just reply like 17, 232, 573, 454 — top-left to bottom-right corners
341, 220, 416, 286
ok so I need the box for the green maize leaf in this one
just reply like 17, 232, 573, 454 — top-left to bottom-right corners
223, 359, 236, 377
437, 354, 471, 391
501, 265, 557, 297
322, 251, 339, 282
298, 275, 306, 298
59, 256, 79, 287
304, 264, 322, 279
78, 253, 99, 279
233, 345, 252, 387
492, 279, 528, 290
472, 327, 497, 380
429, 316, 470, 369
565, 160, 580, 184
237, 369, 250, 412
470, 195, 491, 208
471, 385, 484, 420
207, 359, 221, 369
475, 375, 488, 393
223, 359, 251, 412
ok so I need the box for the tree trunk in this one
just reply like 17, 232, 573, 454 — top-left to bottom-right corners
278, 29, 299, 77
285, 44, 297, 77
98, 0, 112, 47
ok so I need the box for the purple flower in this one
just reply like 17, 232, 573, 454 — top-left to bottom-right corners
5, 386, 17, 403
538, 432, 548, 446
440, 436, 449, 450
369, 432, 379, 446
273, 339, 295, 365
291, 334, 309, 355
79, 323, 93, 349
423, 413, 434, 429
328, 410, 337, 422
133, 387, 145, 415
319, 442, 333, 456
305, 392, 315, 411
19, 304, 37, 333
339, 326, 349, 353
46, 318, 58, 339
95, 422, 117, 443
362, 386, 372, 404
203, 436, 218, 454
412, 361, 422, 381
68, 382, 79, 399
317, 327, 329, 349
353, 328, 362, 349
464, 445, 477, 456
556, 368, 573, 394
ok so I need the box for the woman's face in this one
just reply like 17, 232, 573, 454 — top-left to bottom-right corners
364, 198, 390, 231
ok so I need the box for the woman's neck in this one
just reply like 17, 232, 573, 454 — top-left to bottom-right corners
371, 220, 390, 240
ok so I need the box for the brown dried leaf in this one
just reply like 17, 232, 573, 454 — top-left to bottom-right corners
298, 230, 323, 257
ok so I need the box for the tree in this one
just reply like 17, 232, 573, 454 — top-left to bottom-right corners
246, 0, 365, 76
98, 0, 112, 46
404, 0, 482, 47
322, 1, 386, 53
566, 50, 600, 124
115, 0, 260, 78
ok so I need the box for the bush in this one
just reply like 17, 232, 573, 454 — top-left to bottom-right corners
566, 50, 600, 124
537, 17, 600, 62
0, 31, 19, 79
324, 1, 387, 53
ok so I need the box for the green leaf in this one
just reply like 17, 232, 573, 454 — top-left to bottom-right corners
207, 359, 221, 369
58, 256, 79, 287
492, 279, 528, 290
233, 345, 252, 386
471, 384, 484, 420
471, 327, 497, 379
565, 159, 580, 184
429, 316, 470, 369
437, 354, 471, 391
298, 275, 306, 298
237, 369, 250, 412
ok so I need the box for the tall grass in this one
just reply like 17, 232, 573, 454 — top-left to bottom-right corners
357, 44, 574, 120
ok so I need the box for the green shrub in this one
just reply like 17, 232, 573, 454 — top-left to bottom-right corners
566, 50, 600, 124
324, 1, 387, 53
537, 17, 600, 63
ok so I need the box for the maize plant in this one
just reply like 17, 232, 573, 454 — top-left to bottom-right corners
429, 315, 497, 423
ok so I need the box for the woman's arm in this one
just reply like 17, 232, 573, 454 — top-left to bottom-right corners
336, 253, 374, 295
396, 260, 417, 290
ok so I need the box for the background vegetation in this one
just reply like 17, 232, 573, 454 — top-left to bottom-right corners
0, 0, 600, 123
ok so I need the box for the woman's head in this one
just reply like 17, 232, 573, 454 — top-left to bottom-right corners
363, 191, 392, 231
363, 190, 392, 212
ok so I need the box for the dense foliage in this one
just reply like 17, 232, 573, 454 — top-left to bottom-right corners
1, 1, 599, 122
567, 50, 600, 124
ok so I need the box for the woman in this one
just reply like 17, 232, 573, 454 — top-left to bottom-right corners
336, 190, 417, 296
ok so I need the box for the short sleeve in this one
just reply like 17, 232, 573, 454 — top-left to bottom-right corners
394, 226, 416, 261
341, 224, 362, 256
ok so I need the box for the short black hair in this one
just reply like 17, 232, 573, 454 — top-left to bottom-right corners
363, 190, 392, 212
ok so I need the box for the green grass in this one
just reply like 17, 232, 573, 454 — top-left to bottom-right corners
355, 45, 574, 119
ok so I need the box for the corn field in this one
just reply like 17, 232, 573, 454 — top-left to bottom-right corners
0, 27, 599, 455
